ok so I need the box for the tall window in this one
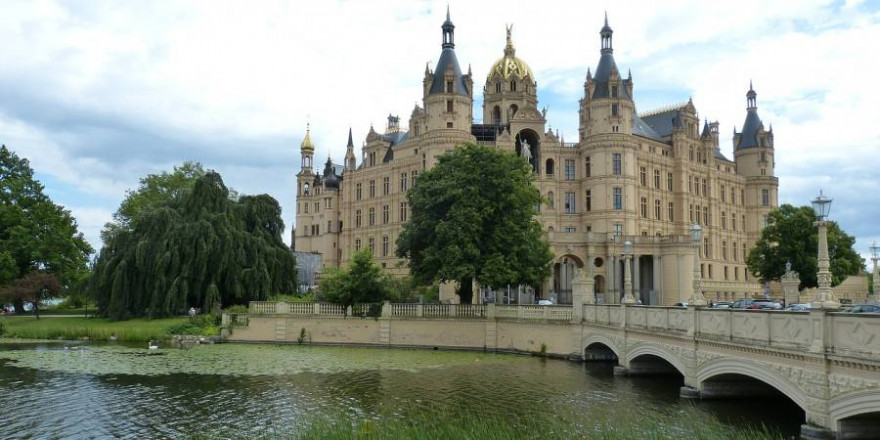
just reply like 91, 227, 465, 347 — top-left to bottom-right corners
369, 207, 375, 226
401, 172, 408, 192
721, 185, 726, 202
356, 183, 362, 200
564, 159, 575, 180
355, 210, 362, 228
382, 236, 389, 257
721, 211, 727, 230
613, 187, 622, 210
446, 81, 453, 93
585, 190, 592, 212
761, 189, 770, 206
304, 203, 308, 213
368, 237, 375, 254
701, 178, 707, 196
495, 82, 501, 93
565, 192, 576, 213
412, 171, 418, 186
743, 243, 747, 261
546, 159, 555, 175
653, 169, 661, 188
383, 177, 390, 195
585, 156, 591, 177
722, 241, 728, 260
732, 215, 737, 231
399, 202, 407, 222
733, 241, 738, 261
703, 206, 709, 226
668, 202, 674, 221
547, 191, 554, 209
613, 153, 622, 175
369, 180, 376, 197
613, 223, 623, 236
510, 80, 517, 92
640, 197, 647, 218
654, 199, 661, 220
611, 103, 619, 117
667, 172, 673, 191
731, 188, 736, 204
355, 238, 361, 251
704, 238, 709, 258
446, 100, 453, 112
640, 167, 646, 186
382, 205, 389, 224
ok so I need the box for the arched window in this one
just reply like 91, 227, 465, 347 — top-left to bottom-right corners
640, 197, 647, 218
547, 191, 555, 209
509, 104, 519, 119
492, 106, 501, 124
654, 199, 661, 220
495, 82, 501, 93
546, 158, 555, 175
510, 80, 517, 92
303, 183, 310, 195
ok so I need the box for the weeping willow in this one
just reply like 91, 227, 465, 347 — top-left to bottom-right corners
92, 172, 296, 319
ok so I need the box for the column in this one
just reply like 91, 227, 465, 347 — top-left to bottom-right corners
653, 255, 660, 305
633, 255, 641, 303
606, 251, 614, 304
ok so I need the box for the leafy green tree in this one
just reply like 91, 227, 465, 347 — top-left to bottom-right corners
0, 271, 62, 318
91, 171, 296, 319
0, 145, 93, 313
747, 204, 864, 289
101, 161, 206, 243
396, 143, 553, 304
319, 249, 389, 309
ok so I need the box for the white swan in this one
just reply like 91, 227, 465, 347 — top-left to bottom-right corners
148, 340, 159, 350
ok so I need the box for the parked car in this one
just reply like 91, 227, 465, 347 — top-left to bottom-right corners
845, 304, 880, 314
709, 301, 732, 309
537, 299, 555, 306
784, 303, 812, 312
730, 298, 782, 310
673, 302, 688, 308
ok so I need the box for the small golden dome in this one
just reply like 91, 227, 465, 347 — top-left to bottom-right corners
488, 25, 532, 80
300, 124, 314, 152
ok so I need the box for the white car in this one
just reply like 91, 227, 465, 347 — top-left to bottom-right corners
538, 299, 555, 306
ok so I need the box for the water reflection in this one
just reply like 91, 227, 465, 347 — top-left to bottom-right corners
0, 342, 803, 439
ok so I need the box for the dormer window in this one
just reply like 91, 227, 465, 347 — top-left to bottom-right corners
510, 80, 517, 92
611, 85, 618, 98
446, 81, 453, 93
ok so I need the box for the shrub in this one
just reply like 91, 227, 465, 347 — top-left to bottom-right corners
166, 314, 221, 336
224, 305, 248, 314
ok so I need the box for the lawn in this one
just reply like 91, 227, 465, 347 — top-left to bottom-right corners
0, 316, 189, 342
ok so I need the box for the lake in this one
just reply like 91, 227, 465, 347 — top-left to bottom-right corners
0, 341, 803, 439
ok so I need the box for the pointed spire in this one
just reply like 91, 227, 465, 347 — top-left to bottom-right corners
468, 63, 472, 76
627, 68, 632, 80
347, 127, 353, 148
600, 12, 614, 53
300, 122, 314, 151
746, 81, 757, 110
586, 67, 592, 80
442, 6, 455, 49
425, 62, 430, 75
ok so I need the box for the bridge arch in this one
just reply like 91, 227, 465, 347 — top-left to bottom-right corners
582, 334, 621, 361
696, 357, 809, 412
829, 388, 880, 430
625, 343, 687, 377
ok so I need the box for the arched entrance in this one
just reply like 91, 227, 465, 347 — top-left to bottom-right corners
515, 129, 539, 173
552, 255, 582, 304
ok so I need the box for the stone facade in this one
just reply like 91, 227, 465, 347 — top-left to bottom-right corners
294, 14, 778, 305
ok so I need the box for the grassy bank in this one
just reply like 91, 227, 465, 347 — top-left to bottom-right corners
0, 316, 189, 342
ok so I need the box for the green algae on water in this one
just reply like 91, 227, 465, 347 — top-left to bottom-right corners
0, 343, 524, 377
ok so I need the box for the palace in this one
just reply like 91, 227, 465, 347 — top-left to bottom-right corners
294, 12, 779, 305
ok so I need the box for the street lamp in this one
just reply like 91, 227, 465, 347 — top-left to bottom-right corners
811, 190, 840, 309
689, 222, 707, 306
622, 240, 636, 304
870, 241, 879, 302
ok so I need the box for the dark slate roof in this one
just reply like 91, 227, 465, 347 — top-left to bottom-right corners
714, 147, 731, 161
379, 131, 410, 163
701, 120, 711, 138
322, 160, 343, 189
591, 54, 631, 99
736, 110, 763, 149
641, 109, 683, 138
632, 110, 665, 143
471, 124, 506, 142
429, 48, 469, 96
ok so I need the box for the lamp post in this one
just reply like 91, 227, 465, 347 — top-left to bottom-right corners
811, 190, 840, 309
870, 241, 879, 303
622, 240, 636, 304
689, 222, 708, 307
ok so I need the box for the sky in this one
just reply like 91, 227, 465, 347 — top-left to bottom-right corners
2, 0, 879, 265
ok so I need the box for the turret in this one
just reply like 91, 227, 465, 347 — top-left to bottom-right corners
580, 14, 634, 137
734, 82, 775, 177
300, 123, 314, 173
344, 128, 356, 170
482, 24, 538, 126
422, 8, 474, 132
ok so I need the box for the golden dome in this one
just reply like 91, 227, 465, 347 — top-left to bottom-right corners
300, 124, 314, 152
488, 25, 532, 80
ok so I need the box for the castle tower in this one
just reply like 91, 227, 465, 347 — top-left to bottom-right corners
344, 127, 356, 171
482, 25, 537, 126
733, 83, 778, 243
297, 124, 315, 198
579, 14, 635, 140
421, 8, 474, 133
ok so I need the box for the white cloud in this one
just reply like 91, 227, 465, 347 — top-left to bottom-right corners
0, 0, 878, 258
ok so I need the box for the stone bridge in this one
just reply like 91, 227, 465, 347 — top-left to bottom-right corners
224, 301, 880, 439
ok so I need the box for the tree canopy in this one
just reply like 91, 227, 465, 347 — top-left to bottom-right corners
395, 142, 553, 304
91, 171, 296, 319
319, 249, 390, 309
101, 161, 207, 243
746, 204, 864, 289
0, 145, 93, 311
